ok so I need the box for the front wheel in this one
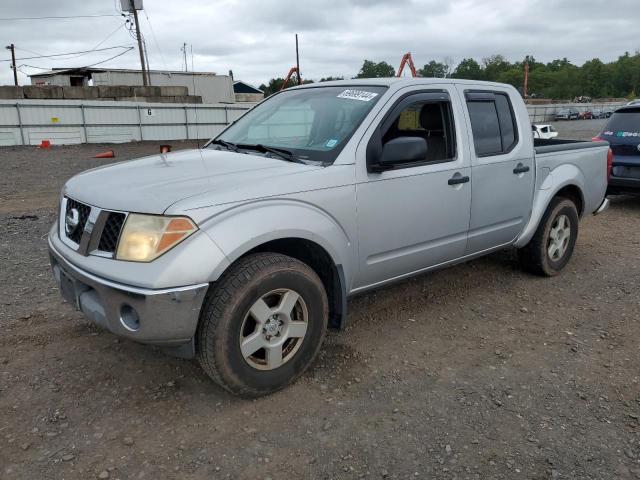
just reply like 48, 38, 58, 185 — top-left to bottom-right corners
196, 252, 328, 397
518, 197, 579, 276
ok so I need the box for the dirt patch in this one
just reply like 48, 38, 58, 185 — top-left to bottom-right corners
1, 142, 639, 479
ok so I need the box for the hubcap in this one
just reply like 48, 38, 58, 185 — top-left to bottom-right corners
548, 214, 571, 261
239, 289, 308, 370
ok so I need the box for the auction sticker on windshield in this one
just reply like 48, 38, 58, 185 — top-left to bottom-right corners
337, 90, 378, 101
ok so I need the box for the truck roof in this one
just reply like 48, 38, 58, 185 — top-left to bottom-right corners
289, 77, 516, 91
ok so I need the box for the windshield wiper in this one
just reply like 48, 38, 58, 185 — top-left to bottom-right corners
241, 144, 305, 164
210, 139, 239, 152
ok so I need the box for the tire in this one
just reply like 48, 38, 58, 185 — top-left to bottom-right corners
518, 197, 579, 276
196, 252, 328, 397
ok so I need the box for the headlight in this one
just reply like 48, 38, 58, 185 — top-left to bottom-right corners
116, 214, 197, 262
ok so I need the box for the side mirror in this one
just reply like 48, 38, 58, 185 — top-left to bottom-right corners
370, 137, 427, 172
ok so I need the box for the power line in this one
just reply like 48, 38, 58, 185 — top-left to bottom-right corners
0, 45, 133, 62
82, 47, 135, 67
143, 9, 167, 70
15, 46, 45, 57
0, 14, 122, 21
92, 23, 126, 50
20, 47, 135, 71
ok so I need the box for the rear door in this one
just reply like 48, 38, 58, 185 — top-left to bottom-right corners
459, 88, 535, 254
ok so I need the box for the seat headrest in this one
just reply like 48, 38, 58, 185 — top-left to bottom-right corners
419, 103, 443, 131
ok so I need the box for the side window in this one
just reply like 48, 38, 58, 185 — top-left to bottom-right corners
466, 101, 502, 156
466, 92, 519, 156
381, 100, 456, 164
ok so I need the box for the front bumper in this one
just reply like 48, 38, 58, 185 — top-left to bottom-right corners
49, 237, 209, 350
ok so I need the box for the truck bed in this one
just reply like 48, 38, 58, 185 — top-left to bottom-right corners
534, 138, 607, 154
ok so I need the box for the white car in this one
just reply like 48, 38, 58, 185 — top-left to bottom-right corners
532, 124, 558, 139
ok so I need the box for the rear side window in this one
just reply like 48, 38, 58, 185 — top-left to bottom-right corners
466, 92, 518, 156
467, 102, 501, 155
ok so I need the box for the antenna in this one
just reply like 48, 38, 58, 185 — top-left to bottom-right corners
295, 34, 301, 85
181, 42, 188, 72
190, 44, 200, 148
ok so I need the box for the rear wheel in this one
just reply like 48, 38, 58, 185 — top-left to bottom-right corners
518, 197, 579, 276
196, 252, 328, 397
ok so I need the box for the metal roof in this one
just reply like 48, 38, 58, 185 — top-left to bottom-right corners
290, 77, 516, 89
233, 81, 263, 94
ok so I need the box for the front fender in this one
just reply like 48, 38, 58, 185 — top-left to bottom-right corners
513, 164, 585, 248
198, 198, 355, 285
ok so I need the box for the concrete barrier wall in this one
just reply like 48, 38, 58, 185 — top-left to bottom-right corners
0, 85, 201, 103
0, 99, 255, 146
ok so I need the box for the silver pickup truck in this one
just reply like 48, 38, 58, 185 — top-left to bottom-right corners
49, 79, 610, 396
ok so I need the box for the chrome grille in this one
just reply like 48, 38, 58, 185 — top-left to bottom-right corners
97, 212, 126, 253
60, 197, 127, 258
64, 198, 91, 244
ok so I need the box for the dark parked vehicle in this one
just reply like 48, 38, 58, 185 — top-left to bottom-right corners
555, 108, 580, 120
595, 105, 640, 195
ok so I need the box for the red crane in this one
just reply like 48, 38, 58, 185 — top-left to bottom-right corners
397, 52, 418, 78
280, 66, 301, 91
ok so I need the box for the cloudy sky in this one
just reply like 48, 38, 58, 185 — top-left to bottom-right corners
1, 0, 638, 88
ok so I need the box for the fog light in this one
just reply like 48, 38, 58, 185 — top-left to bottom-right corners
120, 304, 140, 331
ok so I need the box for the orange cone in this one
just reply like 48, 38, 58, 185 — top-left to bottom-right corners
93, 149, 115, 159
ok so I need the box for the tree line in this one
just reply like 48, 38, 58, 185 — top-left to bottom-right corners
259, 51, 640, 100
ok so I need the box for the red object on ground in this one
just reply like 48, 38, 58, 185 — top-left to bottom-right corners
39, 140, 51, 148
93, 149, 115, 159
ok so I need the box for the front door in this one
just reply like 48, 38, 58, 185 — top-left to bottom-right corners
353, 87, 472, 290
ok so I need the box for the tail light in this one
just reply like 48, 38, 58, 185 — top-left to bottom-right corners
592, 136, 612, 181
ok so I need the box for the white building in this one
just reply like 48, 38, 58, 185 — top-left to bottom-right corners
29, 68, 235, 104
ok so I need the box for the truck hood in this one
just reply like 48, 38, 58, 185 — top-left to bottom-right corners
64, 148, 324, 215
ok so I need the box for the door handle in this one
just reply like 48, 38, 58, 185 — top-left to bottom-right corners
513, 164, 530, 174
448, 175, 470, 185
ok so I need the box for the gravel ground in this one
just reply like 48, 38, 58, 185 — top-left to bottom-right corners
1, 129, 639, 480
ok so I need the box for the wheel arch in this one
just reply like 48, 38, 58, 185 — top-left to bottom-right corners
239, 237, 347, 329
199, 200, 353, 329
514, 175, 585, 249
554, 184, 585, 217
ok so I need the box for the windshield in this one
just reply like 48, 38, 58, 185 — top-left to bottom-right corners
210, 86, 387, 164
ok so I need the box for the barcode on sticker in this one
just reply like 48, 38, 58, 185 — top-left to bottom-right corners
337, 90, 378, 101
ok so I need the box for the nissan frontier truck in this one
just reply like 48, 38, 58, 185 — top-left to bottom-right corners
49, 78, 610, 396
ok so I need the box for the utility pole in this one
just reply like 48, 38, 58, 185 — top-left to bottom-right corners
523, 56, 530, 99
295, 34, 301, 85
143, 38, 151, 84
5, 44, 18, 86
182, 42, 188, 72
130, 0, 148, 86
